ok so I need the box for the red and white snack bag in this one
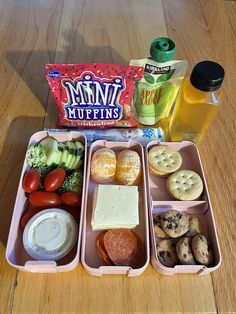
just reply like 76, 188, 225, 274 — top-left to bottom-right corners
46, 64, 144, 128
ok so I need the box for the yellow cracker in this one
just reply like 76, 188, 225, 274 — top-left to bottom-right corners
148, 164, 169, 177
148, 145, 182, 175
167, 170, 203, 201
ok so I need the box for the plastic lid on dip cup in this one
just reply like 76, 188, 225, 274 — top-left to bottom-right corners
23, 208, 78, 261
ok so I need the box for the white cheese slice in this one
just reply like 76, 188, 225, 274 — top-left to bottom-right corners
91, 184, 139, 230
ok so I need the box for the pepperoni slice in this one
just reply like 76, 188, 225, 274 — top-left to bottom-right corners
103, 229, 138, 266
96, 231, 113, 266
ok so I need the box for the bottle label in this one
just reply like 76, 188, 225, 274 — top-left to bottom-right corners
130, 59, 188, 125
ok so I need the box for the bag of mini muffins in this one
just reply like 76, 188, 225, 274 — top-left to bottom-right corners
46, 64, 144, 129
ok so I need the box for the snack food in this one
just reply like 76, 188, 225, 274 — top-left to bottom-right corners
148, 145, 182, 176
153, 214, 170, 239
161, 210, 190, 238
116, 149, 142, 185
96, 231, 113, 266
185, 216, 202, 237
46, 64, 144, 128
192, 235, 214, 266
157, 239, 178, 267
167, 169, 203, 201
91, 184, 139, 230
176, 237, 196, 265
90, 148, 116, 184
96, 229, 143, 267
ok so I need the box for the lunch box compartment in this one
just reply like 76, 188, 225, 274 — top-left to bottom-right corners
6, 131, 87, 273
81, 140, 150, 276
146, 141, 221, 275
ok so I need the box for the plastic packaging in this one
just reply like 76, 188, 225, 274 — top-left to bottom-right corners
169, 61, 225, 144
44, 128, 165, 146
45, 64, 144, 129
130, 37, 187, 125
23, 208, 78, 261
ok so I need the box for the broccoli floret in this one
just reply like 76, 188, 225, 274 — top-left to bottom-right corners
58, 169, 83, 194
26, 143, 47, 168
33, 165, 55, 180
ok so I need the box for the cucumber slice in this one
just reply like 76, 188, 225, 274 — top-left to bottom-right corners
74, 141, 85, 156
67, 142, 77, 170
58, 143, 67, 170
74, 141, 84, 169
55, 143, 63, 165
64, 141, 73, 169
39, 137, 60, 166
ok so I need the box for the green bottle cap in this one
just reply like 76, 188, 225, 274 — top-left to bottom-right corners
150, 37, 176, 62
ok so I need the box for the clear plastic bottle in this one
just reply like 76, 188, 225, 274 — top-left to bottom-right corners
169, 61, 225, 144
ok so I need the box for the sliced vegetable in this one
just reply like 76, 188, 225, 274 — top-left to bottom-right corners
74, 141, 85, 169
61, 192, 82, 207
39, 137, 60, 166
44, 168, 66, 191
22, 170, 40, 193
68, 142, 77, 170
29, 191, 61, 207
64, 141, 74, 169
58, 143, 68, 170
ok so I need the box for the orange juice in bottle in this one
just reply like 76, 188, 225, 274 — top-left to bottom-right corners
169, 61, 224, 144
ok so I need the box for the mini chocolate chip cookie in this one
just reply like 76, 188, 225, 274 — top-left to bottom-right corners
185, 216, 202, 237
161, 210, 190, 238
176, 237, 196, 265
157, 239, 178, 267
192, 235, 214, 266
153, 214, 170, 239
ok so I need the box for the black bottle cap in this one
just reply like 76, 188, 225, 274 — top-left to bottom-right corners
190, 61, 225, 92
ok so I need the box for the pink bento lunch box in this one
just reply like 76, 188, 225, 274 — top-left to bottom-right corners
6, 131, 87, 273
145, 141, 221, 275
81, 140, 150, 276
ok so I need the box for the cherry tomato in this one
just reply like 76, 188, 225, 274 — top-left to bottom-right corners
29, 191, 62, 207
20, 207, 43, 229
44, 168, 66, 191
61, 192, 82, 207
22, 170, 40, 193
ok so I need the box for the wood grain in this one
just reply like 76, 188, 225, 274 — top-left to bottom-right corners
44, 0, 168, 128
163, 0, 236, 312
0, 0, 63, 313
0, 0, 236, 313
11, 266, 216, 314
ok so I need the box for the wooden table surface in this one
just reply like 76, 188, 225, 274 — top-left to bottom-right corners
1, 0, 236, 313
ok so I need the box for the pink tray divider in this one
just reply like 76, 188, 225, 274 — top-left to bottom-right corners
81, 139, 150, 277
145, 140, 222, 275
6, 130, 87, 273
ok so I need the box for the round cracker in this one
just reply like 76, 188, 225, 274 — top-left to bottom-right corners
148, 146, 182, 176
167, 170, 203, 201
